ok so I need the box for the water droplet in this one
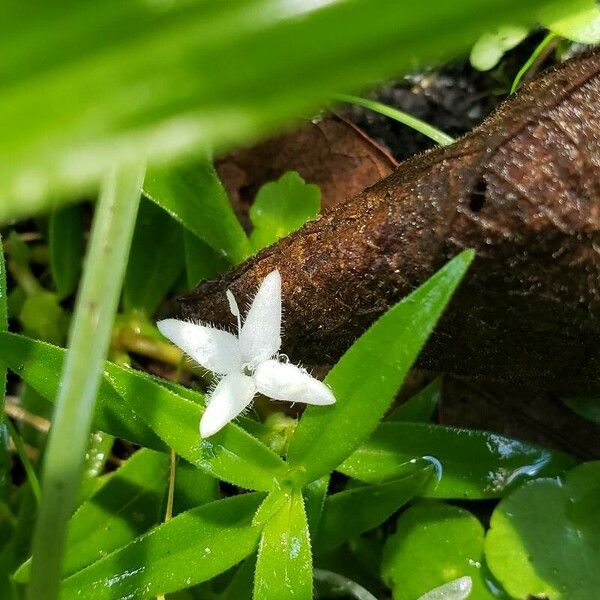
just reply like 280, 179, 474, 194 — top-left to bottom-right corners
422, 455, 443, 483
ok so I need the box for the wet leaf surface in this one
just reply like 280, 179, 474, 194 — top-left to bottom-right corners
485, 461, 600, 600
339, 422, 576, 499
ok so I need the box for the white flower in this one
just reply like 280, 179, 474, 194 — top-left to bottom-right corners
157, 270, 335, 438
417, 577, 472, 600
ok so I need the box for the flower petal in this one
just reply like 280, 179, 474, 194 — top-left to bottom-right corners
239, 270, 281, 365
226, 289, 241, 335
157, 318, 241, 374
254, 359, 335, 405
417, 576, 472, 600
200, 373, 256, 438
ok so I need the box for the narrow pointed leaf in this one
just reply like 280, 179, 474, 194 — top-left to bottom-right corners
48, 204, 85, 299
287, 251, 474, 485
0, 0, 572, 219
60, 493, 264, 600
14, 449, 169, 582
172, 461, 219, 516
315, 463, 434, 555
0, 330, 286, 490
563, 396, 600, 424
104, 363, 288, 491
254, 490, 313, 600
303, 476, 330, 540
387, 379, 441, 423
222, 554, 256, 600
123, 197, 185, 315
144, 161, 249, 264
184, 231, 229, 289
0, 332, 165, 450
339, 422, 576, 499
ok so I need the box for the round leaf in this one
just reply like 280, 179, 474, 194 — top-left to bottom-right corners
485, 461, 600, 600
382, 502, 495, 600
249, 171, 321, 252
470, 26, 528, 71
545, 1, 600, 43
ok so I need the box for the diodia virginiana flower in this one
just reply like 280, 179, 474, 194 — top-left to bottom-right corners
158, 270, 335, 437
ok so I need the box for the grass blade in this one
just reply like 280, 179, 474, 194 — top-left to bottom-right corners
286, 251, 474, 485
28, 163, 144, 600
3, 417, 41, 505
334, 95, 455, 145
0, 0, 571, 219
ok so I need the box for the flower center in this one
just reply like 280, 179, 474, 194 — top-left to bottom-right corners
242, 362, 255, 377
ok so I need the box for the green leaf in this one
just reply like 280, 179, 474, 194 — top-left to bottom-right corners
0, 234, 8, 502
15, 384, 50, 449
287, 250, 474, 485
77, 431, 115, 503
382, 502, 495, 600
144, 161, 249, 264
19, 291, 69, 344
49, 204, 85, 299
387, 379, 441, 422
509, 31, 557, 94
172, 460, 220, 516
254, 490, 313, 600
0, 332, 165, 450
0, 0, 572, 220
0, 424, 9, 504
28, 163, 144, 600
339, 422, 575, 500
249, 171, 320, 252
6, 230, 31, 269
14, 448, 169, 582
469, 25, 528, 71
315, 463, 433, 556
485, 461, 600, 600
60, 493, 264, 600
334, 95, 454, 146
104, 362, 288, 491
3, 417, 41, 505
303, 476, 330, 540
67, 448, 168, 575
184, 231, 229, 289
563, 396, 600, 424
0, 483, 37, 597
222, 554, 256, 600
543, 0, 600, 43
123, 197, 185, 315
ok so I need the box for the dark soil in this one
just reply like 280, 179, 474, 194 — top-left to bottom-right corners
342, 37, 553, 161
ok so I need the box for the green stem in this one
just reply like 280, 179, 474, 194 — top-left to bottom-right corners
115, 324, 184, 366
4, 416, 41, 505
7, 260, 41, 296
510, 32, 557, 94
334, 94, 455, 146
27, 163, 144, 600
